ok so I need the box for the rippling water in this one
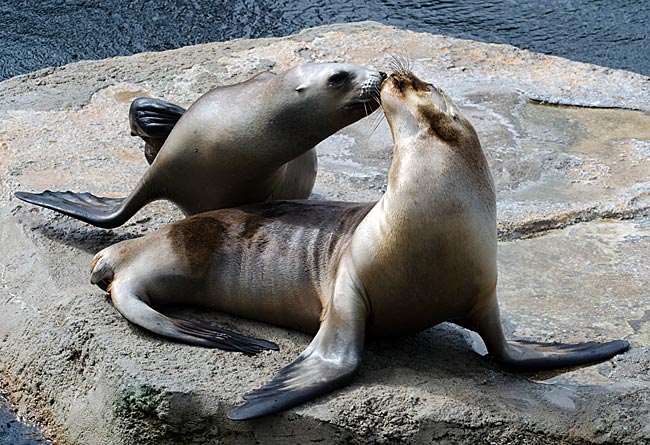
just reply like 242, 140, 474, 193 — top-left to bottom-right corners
0, 0, 648, 81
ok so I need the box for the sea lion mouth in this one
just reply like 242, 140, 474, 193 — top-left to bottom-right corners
346, 71, 386, 110
345, 97, 378, 110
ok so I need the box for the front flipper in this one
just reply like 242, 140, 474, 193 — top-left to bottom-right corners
14, 190, 129, 228
228, 256, 368, 420
468, 292, 629, 371
129, 97, 186, 164
103, 280, 278, 354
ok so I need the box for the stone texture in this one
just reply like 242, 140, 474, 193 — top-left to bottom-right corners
1, 21, 649, 444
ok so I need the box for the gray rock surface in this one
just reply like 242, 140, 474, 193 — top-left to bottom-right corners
1, 21, 649, 444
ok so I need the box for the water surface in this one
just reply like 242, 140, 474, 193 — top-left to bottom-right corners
0, 0, 648, 81
0, 394, 51, 444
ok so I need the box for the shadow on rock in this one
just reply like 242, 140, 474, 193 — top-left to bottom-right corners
31, 219, 142, 254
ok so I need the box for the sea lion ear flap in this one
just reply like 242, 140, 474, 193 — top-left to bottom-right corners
295, 84, 308, 93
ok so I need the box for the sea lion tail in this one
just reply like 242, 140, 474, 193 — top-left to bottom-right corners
14, 188, 150, 229
469, 293, 629, 371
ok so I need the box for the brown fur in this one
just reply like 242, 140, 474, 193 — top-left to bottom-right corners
168, 216, 226, 277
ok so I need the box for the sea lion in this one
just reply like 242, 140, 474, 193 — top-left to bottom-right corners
15, 63, 385, 228
88, 69, 629, 420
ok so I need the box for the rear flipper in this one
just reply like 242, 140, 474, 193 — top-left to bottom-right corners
228, 256, 367, 420
469, 293, 630, 371
129, 97, 186, 164
101, 279, 278, 354
495, 339, 629, 371
14, 190, 132, 229
13, 98, 183, 227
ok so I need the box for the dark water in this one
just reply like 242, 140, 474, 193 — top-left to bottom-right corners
0, 0, 648, 81
0, 0, 647, 442
0, 394, 51, 445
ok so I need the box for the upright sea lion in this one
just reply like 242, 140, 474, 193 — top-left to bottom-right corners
15, 63, 385, 228
88, 69, 629, 420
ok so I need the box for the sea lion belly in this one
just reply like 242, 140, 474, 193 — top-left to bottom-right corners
153, 201, 373, 333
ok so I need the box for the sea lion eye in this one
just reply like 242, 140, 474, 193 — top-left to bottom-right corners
328, 71, 349, 86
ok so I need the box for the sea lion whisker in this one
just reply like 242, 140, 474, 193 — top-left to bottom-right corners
367, 101, 386, 139
388, 54, 412, 77
368, 113, 386, 139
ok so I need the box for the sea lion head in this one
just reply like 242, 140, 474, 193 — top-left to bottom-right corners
279, 63, 386, 136
381, 69, 479, 150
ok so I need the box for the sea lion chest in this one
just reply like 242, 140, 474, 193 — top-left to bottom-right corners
351, 185, 497, 337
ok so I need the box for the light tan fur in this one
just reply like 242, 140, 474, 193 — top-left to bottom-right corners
16, 64, 384, 228
90, 70, 628, 420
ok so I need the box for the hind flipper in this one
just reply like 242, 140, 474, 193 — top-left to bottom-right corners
14, 190, 131, 228
467, 291, 629, 371
129, 97, 186, 139
496, 338, 630, 371
228, 256, 367, 420
105, 279, 278, 354
129, 97, 186, 164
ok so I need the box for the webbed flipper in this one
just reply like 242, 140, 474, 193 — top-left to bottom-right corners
496, 338, 629, 371
129, 97, 186, 164
14, 190, 129, 228
101, 279, 278, 354
469, 292, 629, 371
228, 256, 367, 420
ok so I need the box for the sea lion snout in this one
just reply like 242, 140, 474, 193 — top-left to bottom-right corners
347, 68, 385, 109
361, 70, 386, 93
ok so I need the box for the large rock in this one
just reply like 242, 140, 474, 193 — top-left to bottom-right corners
1, 21, 649, 444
